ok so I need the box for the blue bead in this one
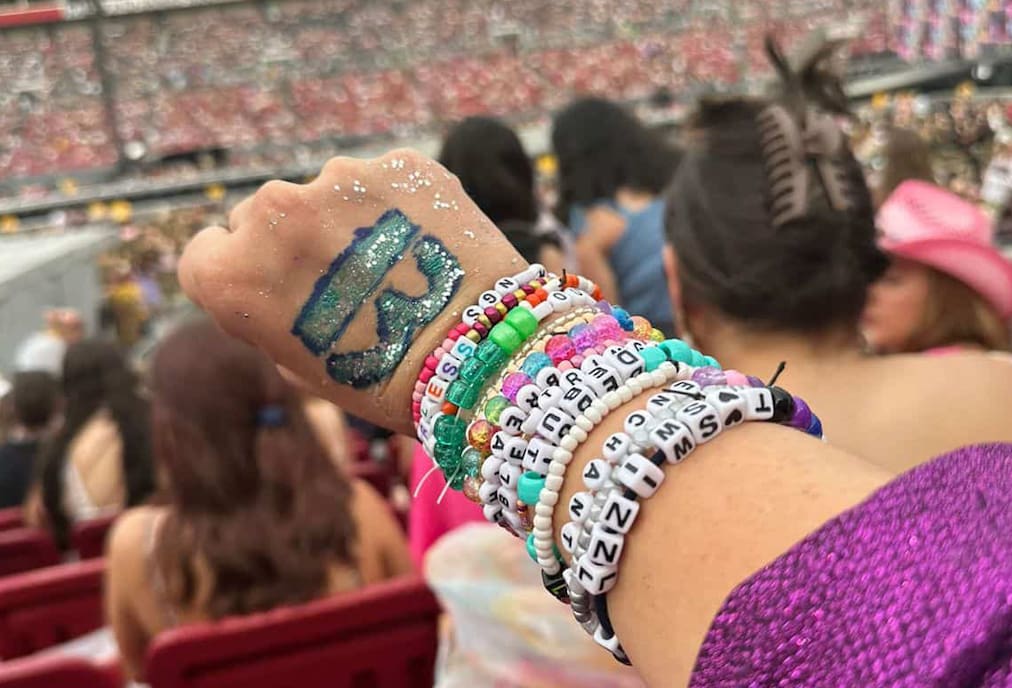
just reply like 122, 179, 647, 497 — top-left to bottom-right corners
525, 533, 539, 562
702, 355, 722, 370
520, 352, 553, 378
660, 338, 693, 363
807, 415, 823, 438
639, 346, 668, 372
612, 307, 634, 331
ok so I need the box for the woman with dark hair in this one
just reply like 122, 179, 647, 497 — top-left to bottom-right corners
104, 319, 411, 681
25, 338, 154, 549
552, 97, 679, 336
661, 43, 1012, 472
439, 116, 565, 274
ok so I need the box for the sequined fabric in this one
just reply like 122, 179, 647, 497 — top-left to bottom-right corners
692, 443, 1012, 687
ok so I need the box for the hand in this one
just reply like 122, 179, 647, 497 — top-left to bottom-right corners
179, 149, 523, 434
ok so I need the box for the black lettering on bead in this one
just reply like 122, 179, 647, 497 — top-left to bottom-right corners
604, 502, 633, 530
700, 414, 719, 439
584, 463, 601, 480
592, 539, 619, 565
491, 434, 505, 452
605, 434, 624, 452
672, 435, 694, 460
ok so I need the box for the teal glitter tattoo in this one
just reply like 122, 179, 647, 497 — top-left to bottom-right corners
292, 209, 420, 355
326, 235, 464, 388
291, 208, 463, 389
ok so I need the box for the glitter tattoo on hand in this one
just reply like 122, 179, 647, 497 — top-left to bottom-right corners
292, 209, 464, 389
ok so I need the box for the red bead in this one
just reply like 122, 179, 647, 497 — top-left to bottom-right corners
455, 322, 470, 335
424, 355, 439, 370
419, 368, 434, 383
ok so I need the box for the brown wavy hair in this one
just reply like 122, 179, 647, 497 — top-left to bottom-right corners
901, 267, 1010, 353
150, 318, 356, 620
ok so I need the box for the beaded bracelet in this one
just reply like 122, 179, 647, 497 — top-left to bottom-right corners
565, 381, 824, 661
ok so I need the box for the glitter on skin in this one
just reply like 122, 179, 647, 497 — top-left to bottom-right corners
291, 209, 420, 355
325, 234, 464, 388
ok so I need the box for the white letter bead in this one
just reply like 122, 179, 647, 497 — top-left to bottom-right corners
614, 453, 666, 498
582, 459, 612, 490
535, 366, 562, 389
425, 376, 449, 403
705, 388, 748, 428
478, 481, 499, 504
648, 419, 697, 464
568, 491, 592, 523
580, 354, 607, 373
601, 432, 632, 464
481, 455, 504, 482
645, 392, 677, 416
462, 304, 483, 327
600, 491, 641, 533
575, 557, 618, 595
520, 407, 545, 436
587, 523, 625, 567
419, 396, 438, 421
482, 503, 503, 524
548, 290, 572, 312
604, 346, 645, 379
585, 366, 621, 397
537, 385, 564, 411
675, 401, 722, 443
489, 431, 508, 457
503, 437, 528, 465
623, 410, 652, 437
494, 276, 520, 295
450, 336, 477, 361
522, 437, 555, 473
498, 462, 522, 489
515, 384, 543, 413
560, 384, 596, 418
740, 387, 776, 420
537, 407, 574, 444
434, 352, 462, 381
502, 508, 523, 533
667, 379, 702, 399
497, 487, 519, 511
477, 290, 500, 308
498, 407, 527, 436
626, 339, 647, 353
561, 368, 586, 390
560, 521, 580, 553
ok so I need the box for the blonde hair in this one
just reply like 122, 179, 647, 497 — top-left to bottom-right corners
903, 268, 1010, 353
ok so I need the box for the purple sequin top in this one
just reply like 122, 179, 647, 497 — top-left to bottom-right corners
692, 443, 1012, 687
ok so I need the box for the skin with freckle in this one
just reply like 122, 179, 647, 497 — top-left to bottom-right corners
179, 149, 521, 434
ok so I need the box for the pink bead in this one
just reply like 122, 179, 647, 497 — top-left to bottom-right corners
411, 401, 421, 414
569, 355, 583, 369
412, 390, 423, 402
502, 293, 518, 308
473, 322, 489, 337
455, 323, 470, 335
441, 338, 455, 352
502, 372, 531, 402
424, 355, 439, 370
434, 347, 447, 359
419, 368, 434, 383
545, 334, 576, 364
558, 360, 573, 371
485, 306, 503, 324
725, 370, 749, 386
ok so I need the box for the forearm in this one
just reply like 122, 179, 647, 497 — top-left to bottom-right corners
554, 411, 890, 685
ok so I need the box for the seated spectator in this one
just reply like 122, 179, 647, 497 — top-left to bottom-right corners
105, 319, 412, 681
25, 339, 154, 548
0, 373, 59, 509
862, 180, 1012, 354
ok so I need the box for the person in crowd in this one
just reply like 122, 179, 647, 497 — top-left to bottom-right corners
875, 126, 934, 206
439, 116, 565, 275
105, 319, 412, 681
0, 373, 59, 509
24, 338, 154, 549
14, 308, 85, 377
551, 97, 679, 336
862, 180, 1012, 354
660, 51, 1012, 474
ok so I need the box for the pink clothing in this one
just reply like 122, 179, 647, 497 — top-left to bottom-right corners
408, 444, 483, 569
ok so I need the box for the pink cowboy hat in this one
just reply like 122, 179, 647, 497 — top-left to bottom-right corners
877, 180, 1012, 319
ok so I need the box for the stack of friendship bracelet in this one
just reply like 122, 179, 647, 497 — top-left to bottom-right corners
411, 268, 824, 665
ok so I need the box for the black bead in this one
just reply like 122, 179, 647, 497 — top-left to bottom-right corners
770, 386, 795, 423
542, 569, 570, 603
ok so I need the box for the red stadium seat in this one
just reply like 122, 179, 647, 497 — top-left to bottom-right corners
0, 529, 60, 578
146, 576, 441, 688
0, 559, 105, 659
71, 515, 118, 560
0, 654, 121, 688
0, 509, 24, 533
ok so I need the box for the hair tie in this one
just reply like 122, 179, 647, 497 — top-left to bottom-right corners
256, 405, 287, 428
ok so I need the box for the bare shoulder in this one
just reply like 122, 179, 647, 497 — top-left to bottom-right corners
581, 205, 626, 245
898, 350, 1012, 394
106, 506, 164, 567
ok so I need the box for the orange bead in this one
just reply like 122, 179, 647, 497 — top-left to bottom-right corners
592, 286, 602, 301
534, 288, 549, 301
566, 273, 579, 288
442, 402, 458, 415
527, 295, 542, 306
